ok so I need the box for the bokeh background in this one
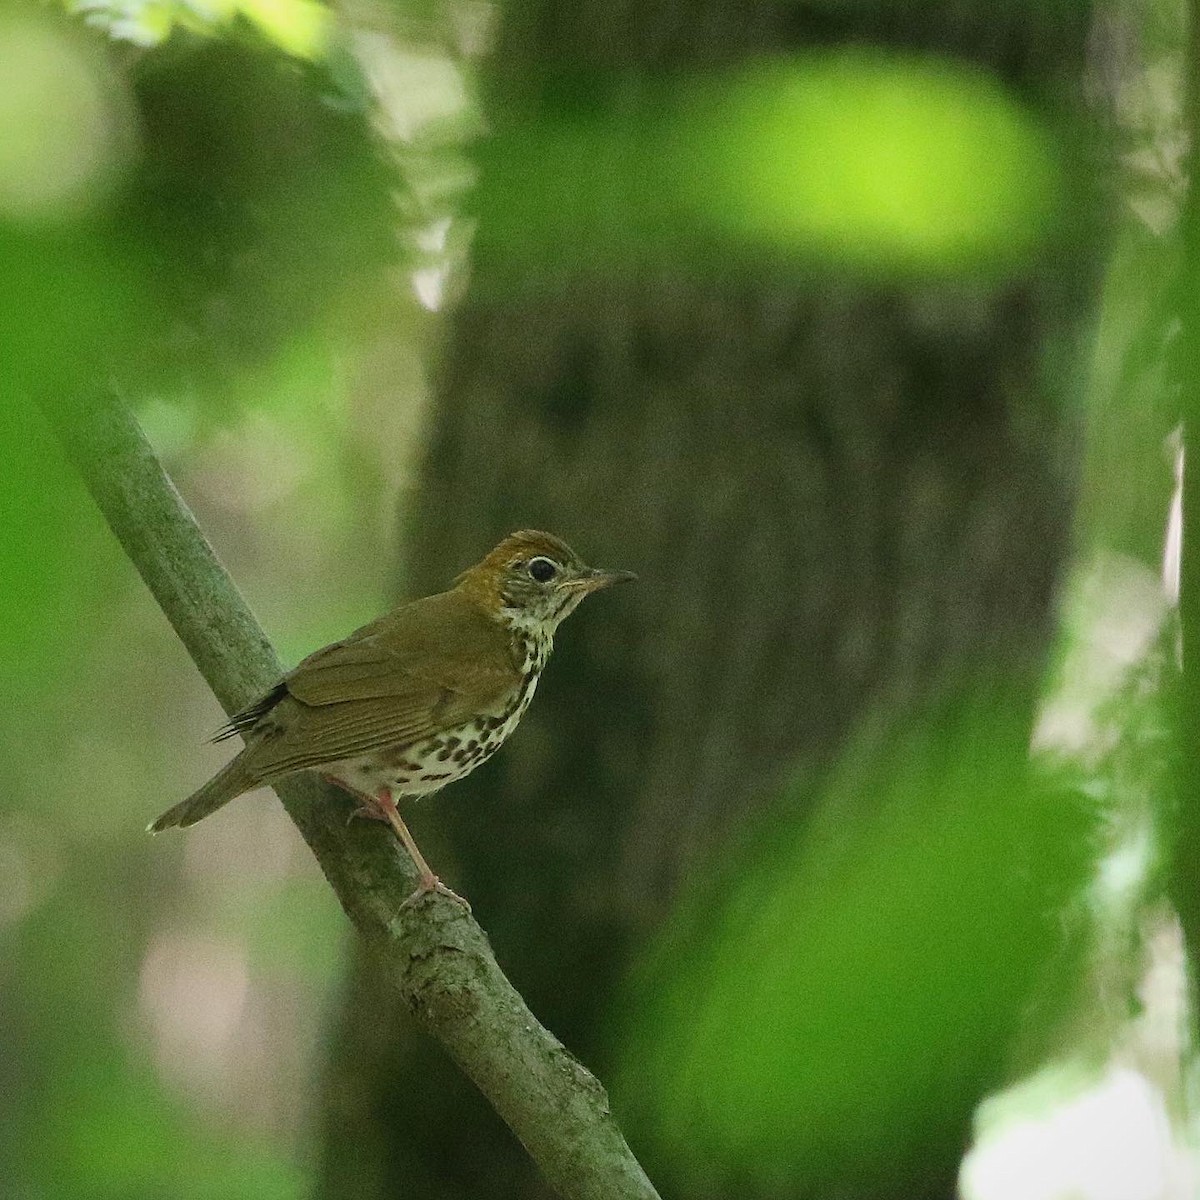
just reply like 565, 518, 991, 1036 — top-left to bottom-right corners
1, 0, 1195, 1198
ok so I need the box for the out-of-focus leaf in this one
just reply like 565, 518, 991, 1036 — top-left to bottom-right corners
2, 17, 401, 405
615, 679, 1094, 1194
0, 14, 155, 396
121, 38, 399, 386
474, 52, 1074, 281
675, 53, 1066, 272
74, 0, 332, 59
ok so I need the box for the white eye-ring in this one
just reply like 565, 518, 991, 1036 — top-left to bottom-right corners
528, 557, 558, 583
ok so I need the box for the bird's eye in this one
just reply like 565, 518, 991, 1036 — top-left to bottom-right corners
528, 557, 558, 583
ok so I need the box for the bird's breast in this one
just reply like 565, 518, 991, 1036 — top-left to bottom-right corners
327, 658, 547, 801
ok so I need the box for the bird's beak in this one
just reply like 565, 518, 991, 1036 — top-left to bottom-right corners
566, 567, 637, 594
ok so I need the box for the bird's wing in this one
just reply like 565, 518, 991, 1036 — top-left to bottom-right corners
242, 591, 519, 779
284, 590, 518, 703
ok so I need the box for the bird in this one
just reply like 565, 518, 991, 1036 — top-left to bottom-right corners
148, 530, 635, 906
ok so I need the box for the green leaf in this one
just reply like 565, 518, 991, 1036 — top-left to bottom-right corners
616, 679, 1094, 1192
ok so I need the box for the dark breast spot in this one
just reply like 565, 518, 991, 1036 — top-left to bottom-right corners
420, 772, 450, 782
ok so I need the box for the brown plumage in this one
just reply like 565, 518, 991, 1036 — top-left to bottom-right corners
149, 531, 634, 905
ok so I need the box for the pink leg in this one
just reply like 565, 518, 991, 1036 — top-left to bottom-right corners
324, 777, 468, 910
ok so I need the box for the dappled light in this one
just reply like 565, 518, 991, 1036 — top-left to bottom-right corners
0, 15, 137, 222
678, 54, 1064, 271
76, 0, 332, 57
475, 52, 1069, 279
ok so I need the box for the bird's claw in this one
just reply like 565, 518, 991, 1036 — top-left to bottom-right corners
346, 802, 387, 826
401, 874, 471, 913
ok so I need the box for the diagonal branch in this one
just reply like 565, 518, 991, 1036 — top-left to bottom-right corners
46, 389, 660, 1200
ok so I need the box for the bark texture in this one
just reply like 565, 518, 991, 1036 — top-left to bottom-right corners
318, 1, 1101, 1197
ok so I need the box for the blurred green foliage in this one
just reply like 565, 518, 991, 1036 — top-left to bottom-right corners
475, 53, 1070, 281
0, 2, 1167, 1198
0, 7, 398, 403
616, 681, 1094, 1193
0, 1, 402, 705
75, 0, 332, 58
0, 398, 118, 686
5, 858, 327, 1199
0, 9, 396, 1199
682, 54, 1064, 270
123, 39, 397, 381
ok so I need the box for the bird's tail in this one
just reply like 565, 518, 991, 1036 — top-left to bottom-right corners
147, 753, 259, 833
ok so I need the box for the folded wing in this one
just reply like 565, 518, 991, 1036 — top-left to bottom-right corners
238, 590, 519, 781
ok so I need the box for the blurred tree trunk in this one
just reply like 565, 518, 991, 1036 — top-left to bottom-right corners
317, 2, 1100, 1198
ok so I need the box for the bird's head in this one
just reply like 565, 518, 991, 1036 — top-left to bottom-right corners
457, 530, 635, 635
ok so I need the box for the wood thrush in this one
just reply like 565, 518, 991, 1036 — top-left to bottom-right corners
149, 531, 634, 905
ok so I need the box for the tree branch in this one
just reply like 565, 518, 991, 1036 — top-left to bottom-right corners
46, 389, 660, 1200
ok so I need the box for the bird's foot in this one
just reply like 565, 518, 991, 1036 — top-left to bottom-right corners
401, 871, 471, 913
345, 801, 388, 826
325, 777, 468, 912
323, 776, 387, 826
